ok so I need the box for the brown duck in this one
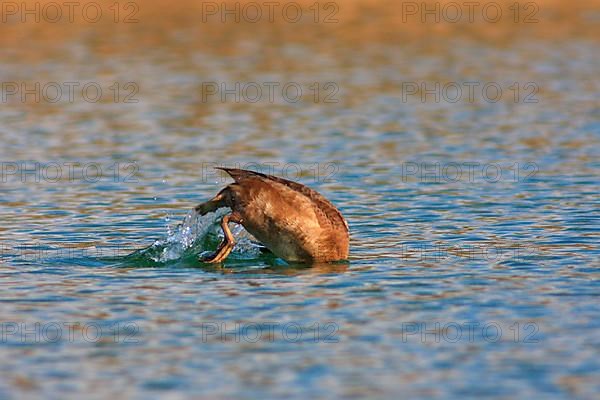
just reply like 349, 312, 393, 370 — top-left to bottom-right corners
194, 168, 349, 264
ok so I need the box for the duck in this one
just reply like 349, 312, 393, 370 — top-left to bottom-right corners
194, 167, 349, 264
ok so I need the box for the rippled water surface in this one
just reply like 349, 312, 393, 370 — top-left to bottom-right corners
1, 1, 599, 398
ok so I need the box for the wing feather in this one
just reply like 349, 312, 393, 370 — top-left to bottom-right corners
215, 167, 348, 232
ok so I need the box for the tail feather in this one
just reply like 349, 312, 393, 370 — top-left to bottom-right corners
214, 167, 268, 182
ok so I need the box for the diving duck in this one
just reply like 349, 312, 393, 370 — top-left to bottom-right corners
195, 168, 349, 263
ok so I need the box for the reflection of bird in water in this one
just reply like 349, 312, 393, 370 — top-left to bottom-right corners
195, 168, 349, 264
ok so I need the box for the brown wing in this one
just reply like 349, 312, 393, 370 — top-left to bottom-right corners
215, 167, 349, 232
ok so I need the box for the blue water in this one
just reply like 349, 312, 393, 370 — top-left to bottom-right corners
0, 19, 599, 400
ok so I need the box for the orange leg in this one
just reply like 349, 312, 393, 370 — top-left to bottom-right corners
201, 212, 243, 263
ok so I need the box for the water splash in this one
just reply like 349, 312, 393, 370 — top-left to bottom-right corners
151, 208, 225, 262
129, 208, 264, 264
